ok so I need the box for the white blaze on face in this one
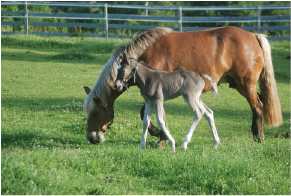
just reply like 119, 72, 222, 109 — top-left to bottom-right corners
118, 64, 122, 70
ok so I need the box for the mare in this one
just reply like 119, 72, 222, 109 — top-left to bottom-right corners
83, 26, 282, 145
114, 53, 220, 152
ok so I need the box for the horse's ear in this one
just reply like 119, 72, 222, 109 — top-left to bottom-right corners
93, 97, 101, 103
84, 86, 91, 95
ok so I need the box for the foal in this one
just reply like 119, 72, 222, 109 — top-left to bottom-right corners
114, 53, 220, 152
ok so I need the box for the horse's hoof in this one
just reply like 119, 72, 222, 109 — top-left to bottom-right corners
156, 140, 166, 149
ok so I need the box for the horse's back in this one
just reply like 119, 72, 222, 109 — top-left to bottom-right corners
139, 26, 263, 92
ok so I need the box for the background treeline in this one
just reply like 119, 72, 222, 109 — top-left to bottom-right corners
1, 1, 290, 37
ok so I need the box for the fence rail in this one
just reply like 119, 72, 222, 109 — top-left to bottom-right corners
1, 1, 290, 40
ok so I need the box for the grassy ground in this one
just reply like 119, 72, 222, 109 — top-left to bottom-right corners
1, 35, 290, 195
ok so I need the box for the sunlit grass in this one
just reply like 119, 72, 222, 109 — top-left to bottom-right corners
1, 35, 290, 195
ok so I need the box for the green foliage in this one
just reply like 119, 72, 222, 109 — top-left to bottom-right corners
1, 35, 290, 195
1, 4, 25, 32
1, 2, 290, 37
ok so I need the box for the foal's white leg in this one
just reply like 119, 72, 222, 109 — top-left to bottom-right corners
201, 102, 220, 148
181, 94, 204, 150
154, 100, 176, 152
139, 101, 153, 148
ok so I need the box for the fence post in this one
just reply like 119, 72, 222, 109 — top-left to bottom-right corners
145, 1, 149, 16
257, 6, 261, 34
104, 3, 108, 41
178, 7, 182, 32
24, 1, 28, 36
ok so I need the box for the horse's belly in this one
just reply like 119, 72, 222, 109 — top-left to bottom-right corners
142, 82, 181, 101
164, 91, 181, 101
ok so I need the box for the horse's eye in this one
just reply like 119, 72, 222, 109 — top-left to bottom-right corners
92, 112, 98, 117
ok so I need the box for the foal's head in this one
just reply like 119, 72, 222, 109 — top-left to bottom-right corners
114, 53, 138, 92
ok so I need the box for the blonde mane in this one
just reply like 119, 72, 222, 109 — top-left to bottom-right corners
83, 27, 173, 115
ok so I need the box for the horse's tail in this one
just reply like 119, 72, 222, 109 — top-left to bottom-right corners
200, 73, 218, 97
256, 34, 282, 127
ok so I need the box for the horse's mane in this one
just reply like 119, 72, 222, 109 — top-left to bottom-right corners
84, 27, 173, 115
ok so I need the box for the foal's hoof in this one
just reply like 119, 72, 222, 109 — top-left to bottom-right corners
214, 140, 220, 149
181, 143, 187, 150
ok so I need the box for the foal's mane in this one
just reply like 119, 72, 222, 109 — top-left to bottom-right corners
83, 27, 173, 114
138, 61, 158, 70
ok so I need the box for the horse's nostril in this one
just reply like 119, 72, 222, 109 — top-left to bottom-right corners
88, 137, 99, 144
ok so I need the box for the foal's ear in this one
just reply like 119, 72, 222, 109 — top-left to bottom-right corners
122, 53, 128, 62
84, 86, 91, 95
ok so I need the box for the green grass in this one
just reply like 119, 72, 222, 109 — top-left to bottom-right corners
1, 35, 290, 195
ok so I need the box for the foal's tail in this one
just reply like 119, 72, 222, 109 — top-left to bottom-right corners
256, 34, 282, 127
200, 74, 218, 97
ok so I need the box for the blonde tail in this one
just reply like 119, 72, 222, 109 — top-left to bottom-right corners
200, 73, 218, 97
256, 34, 282, 127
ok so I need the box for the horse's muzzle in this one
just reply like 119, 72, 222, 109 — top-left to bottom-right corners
86, 130, 105, 144
88, 137, 100, 144
114, 80, 123, 92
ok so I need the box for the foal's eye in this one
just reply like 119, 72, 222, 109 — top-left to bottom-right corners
92, 112, 99, 117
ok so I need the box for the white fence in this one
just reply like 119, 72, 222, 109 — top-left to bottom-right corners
1, 1, 290, 40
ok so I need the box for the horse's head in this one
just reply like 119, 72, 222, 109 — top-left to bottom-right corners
83, 87, 114, 144
114, 53, 138, 92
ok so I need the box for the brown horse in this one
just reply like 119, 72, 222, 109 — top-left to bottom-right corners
83, 26, 282, 145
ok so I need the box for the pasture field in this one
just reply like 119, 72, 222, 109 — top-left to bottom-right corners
1, 35, 290, 195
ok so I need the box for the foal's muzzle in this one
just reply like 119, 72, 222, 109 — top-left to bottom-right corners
114, 80, 124, 92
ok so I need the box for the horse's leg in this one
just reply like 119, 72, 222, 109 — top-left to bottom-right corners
154, 100, 176, 152
139, 101, 153, 148
140, 104, 168, 148
156, 109, 170, 148
201, 102, 220, 148
140, 104, 161, 137
181, 93, 204, 150
248, 89, 264, 142
235, 82, 264, 142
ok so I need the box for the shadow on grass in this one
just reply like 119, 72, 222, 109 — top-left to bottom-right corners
274, 69, 290, 83
2, 96, 290, 122
1, 36, 119, 54
1, 97, 86, 112
1, 127, 87, 151
1, 49, 107, 65
116, 99, 289, 119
